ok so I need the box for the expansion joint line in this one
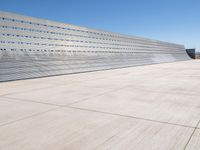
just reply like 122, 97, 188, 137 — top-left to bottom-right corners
0, 107, 60, 127
67, 106, 196, 129
184, 119, 200, 150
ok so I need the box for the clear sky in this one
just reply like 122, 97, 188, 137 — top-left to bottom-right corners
0, 0, 199, 51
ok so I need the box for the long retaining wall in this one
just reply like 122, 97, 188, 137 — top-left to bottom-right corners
0, 11, 190, 82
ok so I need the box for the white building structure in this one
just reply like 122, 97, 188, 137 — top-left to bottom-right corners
0, 11, 190, 81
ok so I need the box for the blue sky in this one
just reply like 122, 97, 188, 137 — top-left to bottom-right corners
0, 0, 199, 51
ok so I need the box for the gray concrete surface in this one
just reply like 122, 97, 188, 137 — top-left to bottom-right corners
185, 129, 200, 150
0, 60, 200, 150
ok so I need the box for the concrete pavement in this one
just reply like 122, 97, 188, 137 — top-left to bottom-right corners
0, 60, 200, 150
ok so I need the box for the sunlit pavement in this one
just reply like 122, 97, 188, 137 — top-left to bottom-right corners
0, 60, 200, 150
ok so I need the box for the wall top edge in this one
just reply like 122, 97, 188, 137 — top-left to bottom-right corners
0, 10, 184, 48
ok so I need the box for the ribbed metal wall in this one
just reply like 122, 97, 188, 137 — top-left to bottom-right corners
0, 11, 190, 82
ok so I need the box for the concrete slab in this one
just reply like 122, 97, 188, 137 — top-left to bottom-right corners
127, 77, 200, 96
0, 107, 193, 150
4, 83, 113, 106
0, 97, 57, 126
0, 81, 55, 96
185, 129, 200, 150
71, 88, 200, 127
1, 60, 200, 149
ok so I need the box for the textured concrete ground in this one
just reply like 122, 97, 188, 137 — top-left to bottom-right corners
0, 60, 200, 150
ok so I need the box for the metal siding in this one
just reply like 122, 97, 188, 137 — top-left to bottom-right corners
0, 11, 190, 82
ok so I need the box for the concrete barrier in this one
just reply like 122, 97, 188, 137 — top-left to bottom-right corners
0, 11, 190, 82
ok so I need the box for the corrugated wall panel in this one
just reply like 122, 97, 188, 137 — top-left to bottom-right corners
0, 11, 190, 82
